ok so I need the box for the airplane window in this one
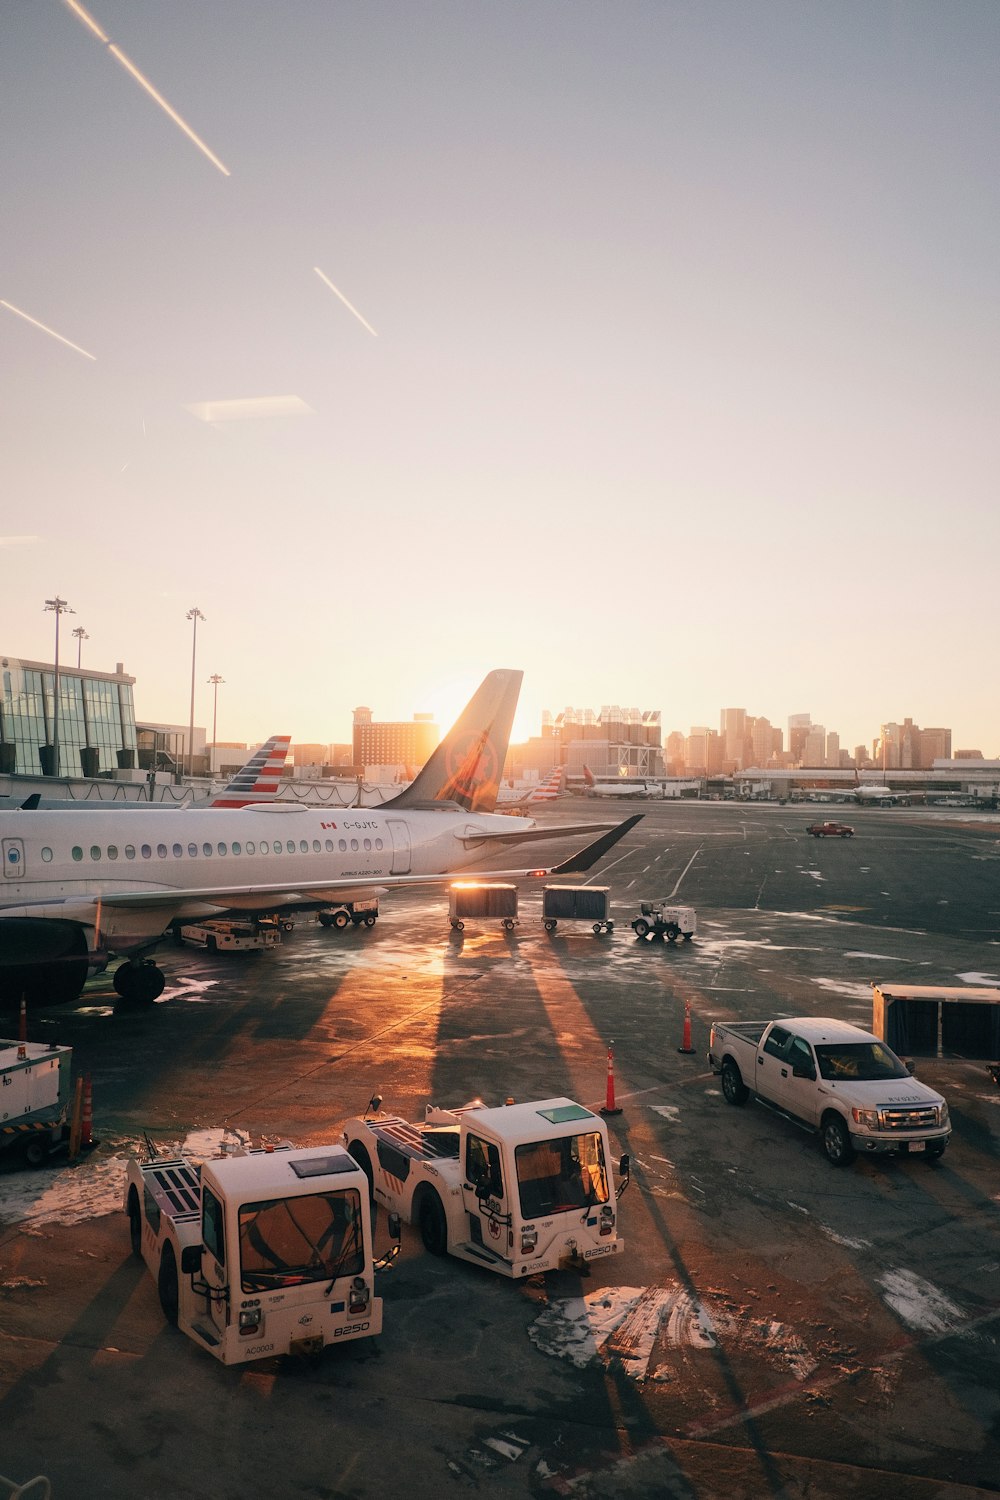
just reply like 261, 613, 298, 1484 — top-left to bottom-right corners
375, 838, 383, 851
232, 841, 241, 855
172, 844, 183, 858
260, 841, 269, 854
363, 839, 371, 851
246, 841, 255, 854
157, 844, 168, 858
217, 843, 227, 856
338, 839, 347, 852
350, 839, 359, 852
72, 847, 83, 862
141, 845, 152, 858
324, 839, 334, 853
273, 840, 283, 854
300, 840, 308, 854
187, 843, 198, 858
125, 846, 135, 860
108, 846, 119, 860
312, 840, 321, 853
202, 843, 212, 858
41, 847, 53, 863
90, 846, 101, 861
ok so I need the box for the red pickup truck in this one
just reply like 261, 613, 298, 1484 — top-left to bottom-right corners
806, 821, 855, 838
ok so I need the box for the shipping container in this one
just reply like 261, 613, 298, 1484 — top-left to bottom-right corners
542, 886, 613, 934
872, 982, 1000, 1060
449, 883, 518, 931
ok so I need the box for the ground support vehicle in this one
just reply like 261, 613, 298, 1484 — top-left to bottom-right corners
178, 919, 280, 952
708, 1016, 950, 1166
448, 883, 518, 932
542, 885, 613, 934
317, 898, 379, 930
343, 1095, 629, 1278
0, 1038, 72, 1167
259, 913, 296, 934
806, 821, 855, 838
871, 981, 1000, 1063
125, 1140, 396, 1365
630, 902, 696, 942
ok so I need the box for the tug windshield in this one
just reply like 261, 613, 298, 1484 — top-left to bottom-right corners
515, 1132, 609, 1219
238, 1189, 364, 1291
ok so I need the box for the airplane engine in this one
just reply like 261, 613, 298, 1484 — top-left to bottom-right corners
0, 918, 92, 1008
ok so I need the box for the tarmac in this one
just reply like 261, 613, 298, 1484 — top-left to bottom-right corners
1, 799, 999, 1499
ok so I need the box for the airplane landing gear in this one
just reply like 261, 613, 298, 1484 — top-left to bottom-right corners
113, 959, 166, 1005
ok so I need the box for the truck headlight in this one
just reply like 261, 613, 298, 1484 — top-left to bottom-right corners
851, 1108, 879, 1129
938, 1102, 949, 1126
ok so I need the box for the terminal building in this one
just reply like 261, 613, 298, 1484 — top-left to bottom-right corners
0, 653, 139, 778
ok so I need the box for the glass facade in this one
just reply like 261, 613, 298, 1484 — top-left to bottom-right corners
0, 656, 137, 776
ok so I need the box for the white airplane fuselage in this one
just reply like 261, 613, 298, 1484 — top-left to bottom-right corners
0, 803, 535, 968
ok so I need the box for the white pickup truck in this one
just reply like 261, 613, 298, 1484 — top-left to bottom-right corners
708, 1016, 951, 1166
343, 1095, 630, 1278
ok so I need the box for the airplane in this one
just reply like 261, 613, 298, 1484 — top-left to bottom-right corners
851, 772, 911, 806
495, 767, 564, 811
0, 671, 641, 1009
7, 735, 293, 812
581, 766, 657, 799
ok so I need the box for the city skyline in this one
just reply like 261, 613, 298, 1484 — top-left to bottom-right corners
4, 4, 999, 753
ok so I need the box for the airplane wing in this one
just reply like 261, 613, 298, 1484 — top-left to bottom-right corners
64, 816, 643, 914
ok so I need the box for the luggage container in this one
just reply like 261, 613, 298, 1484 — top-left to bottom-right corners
542, 886, 613, 935
449, 883, 518, 932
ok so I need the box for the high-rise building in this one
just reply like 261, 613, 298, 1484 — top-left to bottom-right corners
352, 706, 438, 774
720, 708, 747, 769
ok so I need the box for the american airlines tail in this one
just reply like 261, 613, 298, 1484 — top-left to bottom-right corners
383, 670, 523, 814
210, 735, 292, 808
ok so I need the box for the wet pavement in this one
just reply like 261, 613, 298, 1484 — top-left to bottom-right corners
2, 800, 999, 1498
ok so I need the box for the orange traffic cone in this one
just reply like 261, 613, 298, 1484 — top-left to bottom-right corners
600, 1041, 623, 1117
677, 999, 696, 1055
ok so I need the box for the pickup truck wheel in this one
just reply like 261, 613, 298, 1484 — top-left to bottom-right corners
822, 1114, 855, 1167
127, 1188, 143, 1258
418, 1192, 448, 1256
158, 1243, 179, 1325
721, 1060, 748, 1106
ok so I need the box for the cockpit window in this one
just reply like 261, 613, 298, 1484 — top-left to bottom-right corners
238, 1189, 365, 1291
515, 1132, 609, 1219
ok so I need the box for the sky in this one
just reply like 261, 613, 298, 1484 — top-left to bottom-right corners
3, 0, 999, 754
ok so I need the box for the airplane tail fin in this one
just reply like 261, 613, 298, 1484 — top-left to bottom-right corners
210, 735, 292, 808
383, 670, 523, 813
528, 768, 564, 803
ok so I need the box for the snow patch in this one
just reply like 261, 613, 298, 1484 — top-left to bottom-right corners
877, 1269, 963, 1334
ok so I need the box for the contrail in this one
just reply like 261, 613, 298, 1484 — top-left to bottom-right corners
314, 267, 378, 337
62, 0, 230, 177
1, 300, 96, 360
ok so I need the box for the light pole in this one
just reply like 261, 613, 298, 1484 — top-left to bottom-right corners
207, 673, 225, 761
186, 608, 205, 778
44, 595, 74, 776
72, 626, 89, 668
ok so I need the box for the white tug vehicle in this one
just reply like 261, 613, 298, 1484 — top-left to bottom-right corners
343, 1094, 629, 1278
125, 1137, 397, 1364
